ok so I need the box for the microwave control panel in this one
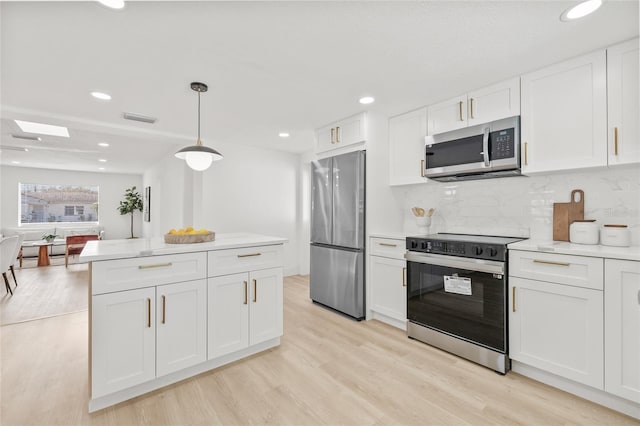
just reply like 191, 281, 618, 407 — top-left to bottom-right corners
490, 128, 515, 160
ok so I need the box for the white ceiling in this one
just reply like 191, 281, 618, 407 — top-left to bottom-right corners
1, 1, 638, 174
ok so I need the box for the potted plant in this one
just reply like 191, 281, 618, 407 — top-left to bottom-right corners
42, 233, 58, 243
117, 186, 143, 238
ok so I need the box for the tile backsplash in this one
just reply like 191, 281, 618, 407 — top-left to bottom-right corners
399, 166, 640, 245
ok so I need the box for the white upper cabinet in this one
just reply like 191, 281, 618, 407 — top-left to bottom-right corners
607, 38, 640, 166
389, 108, 428, 186
521, 50, 608, 174
467, 78, 520, 126
427, 78, 520, 135
316, 112, 366, 154
427, 94, 467, 135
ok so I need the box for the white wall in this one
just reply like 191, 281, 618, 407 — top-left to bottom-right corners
141, 155, 190, 238
398, 165, 640, 245
0, 166, 143, 239
143, 143, 300, 277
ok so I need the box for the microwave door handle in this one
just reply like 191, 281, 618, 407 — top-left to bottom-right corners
482, 127, 490, 167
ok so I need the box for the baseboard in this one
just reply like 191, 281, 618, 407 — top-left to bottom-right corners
370, 311, 407, 331
512, 361, 640, 420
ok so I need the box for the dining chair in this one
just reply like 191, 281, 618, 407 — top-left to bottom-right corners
9, 233, 25, 286
1, 236, 19, 295
65, 234, 99, 267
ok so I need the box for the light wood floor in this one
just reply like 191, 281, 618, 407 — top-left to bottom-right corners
0, 263, 88, 325
1, 275, 637, 425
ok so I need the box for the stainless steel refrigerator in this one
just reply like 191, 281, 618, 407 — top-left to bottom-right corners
310, 150, 365, 319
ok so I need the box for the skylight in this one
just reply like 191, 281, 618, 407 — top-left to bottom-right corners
14, 120, 70, 138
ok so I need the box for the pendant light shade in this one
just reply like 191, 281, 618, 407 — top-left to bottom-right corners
175, 82, 223, 171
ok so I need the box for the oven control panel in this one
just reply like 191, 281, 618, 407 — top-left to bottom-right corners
406, 237, 506, 261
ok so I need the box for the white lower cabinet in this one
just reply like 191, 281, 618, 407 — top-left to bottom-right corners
208, 267, 283, 359
369, 237, 407, 329
370, 256, 406, 323
605, 259, 640, 402
92, 279, 208, 397
509, 277, 604, 389
92, 287, 156, 398
156, 279, 207, 377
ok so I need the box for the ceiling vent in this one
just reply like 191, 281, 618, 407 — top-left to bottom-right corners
11, 133, 41, 141
123, 112, 157, 124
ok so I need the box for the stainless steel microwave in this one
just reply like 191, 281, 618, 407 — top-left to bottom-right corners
424, 116, 521, 182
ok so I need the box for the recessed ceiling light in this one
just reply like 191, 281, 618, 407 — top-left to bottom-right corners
91, 91, 112, 101
97, 0, 125, 9
11, 161, 20, 164
98, 159, 107, 162
98, 142, 110, 147
560, 0, 603, 21
359, 96, 375, 105
278, 132, 290, 138
99, 167, 105, 171
14, 120, 69, 138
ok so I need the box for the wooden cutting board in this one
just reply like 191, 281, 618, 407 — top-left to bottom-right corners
553, 189, 584, 241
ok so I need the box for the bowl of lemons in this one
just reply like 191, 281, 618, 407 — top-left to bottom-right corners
164, 226, 215, 244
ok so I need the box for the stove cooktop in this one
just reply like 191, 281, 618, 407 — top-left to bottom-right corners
405, 233, 527, 261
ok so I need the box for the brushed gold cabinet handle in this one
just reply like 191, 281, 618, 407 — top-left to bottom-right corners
420, 159, 425, 177
253, 279, 257, 302
470, 98, 475, 119
161, 295, 166, 324
614, 127, 619, 156
147, 298, 151, 328
524, 142, 528, 166
458, 101, 464, 121
243, 281, 248, 305
139, 262, 172, 269
336, 126, 340, 143
238, 253, 261, 258
330, 128, 335, 144
512, 287, 516, 312
379, 243, 398, 247
402, 267, 406, 287
533, 259, 570, 267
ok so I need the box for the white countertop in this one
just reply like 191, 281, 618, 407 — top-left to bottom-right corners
508, 239, 640, 262
369, 232, 407, 240
80, 232, 288, 262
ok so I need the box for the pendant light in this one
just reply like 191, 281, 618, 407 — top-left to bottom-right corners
175, 82, 223, 171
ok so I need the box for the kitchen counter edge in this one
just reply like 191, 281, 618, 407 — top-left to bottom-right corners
80, 233, 288, 262
508, 239, 640, 262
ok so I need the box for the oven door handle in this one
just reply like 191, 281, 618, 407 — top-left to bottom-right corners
404, 252, 504, 275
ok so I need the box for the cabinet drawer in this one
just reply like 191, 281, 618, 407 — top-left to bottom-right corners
208, 244, 283, 277
509, 250, 603, 290
92, 252, 207, 295
370, 237, 406, 259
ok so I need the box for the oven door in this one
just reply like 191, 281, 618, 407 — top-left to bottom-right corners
405, 252, 507, 353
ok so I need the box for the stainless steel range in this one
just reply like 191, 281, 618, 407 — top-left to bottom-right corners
404, 233, 525, 373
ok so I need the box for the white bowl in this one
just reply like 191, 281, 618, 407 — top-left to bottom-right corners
600, 225, 630, 247
569, 221, 599, 245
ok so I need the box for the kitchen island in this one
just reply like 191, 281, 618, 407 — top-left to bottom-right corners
80, 233, 287, 412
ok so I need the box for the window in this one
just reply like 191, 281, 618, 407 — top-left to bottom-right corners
20, 183, 99, 224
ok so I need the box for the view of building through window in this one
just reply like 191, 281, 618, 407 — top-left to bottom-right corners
19, 183, 99, 224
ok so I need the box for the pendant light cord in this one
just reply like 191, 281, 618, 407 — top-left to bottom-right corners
197, 90, 201, 145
